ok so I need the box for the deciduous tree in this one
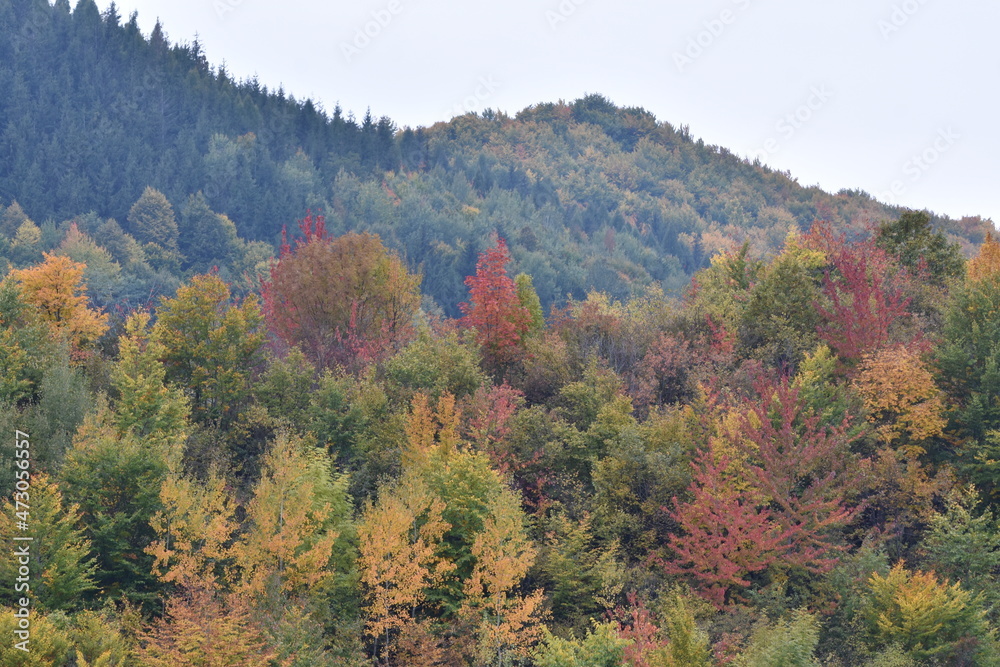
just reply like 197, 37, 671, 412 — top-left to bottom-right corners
460, 236, 531, 372
262, 215, 421, 370
12, 252, 108, 358
153, 272, 264, 427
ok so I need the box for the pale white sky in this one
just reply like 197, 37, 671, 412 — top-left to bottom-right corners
95, 0, 999, 226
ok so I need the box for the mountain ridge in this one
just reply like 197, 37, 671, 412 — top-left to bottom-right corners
1, 0, 993, 314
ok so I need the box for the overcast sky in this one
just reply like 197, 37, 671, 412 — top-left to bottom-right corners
94, 0, 999, 226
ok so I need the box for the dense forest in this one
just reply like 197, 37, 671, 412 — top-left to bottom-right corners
1, 0, 993, 316
3, 1, 1000, 666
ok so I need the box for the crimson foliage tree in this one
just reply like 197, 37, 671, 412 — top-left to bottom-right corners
261, 213, 421, 370
459, 236, 531, 371
666, 449, 794, 608
666, 377, 859, 606
815, 240, 913, 364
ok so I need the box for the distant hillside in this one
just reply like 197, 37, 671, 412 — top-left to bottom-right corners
1, 0, 992, 314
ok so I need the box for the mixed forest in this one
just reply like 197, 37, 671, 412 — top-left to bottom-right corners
3, 1, 1000, 666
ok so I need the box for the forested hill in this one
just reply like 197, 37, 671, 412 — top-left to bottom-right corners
0, 0, 993, 314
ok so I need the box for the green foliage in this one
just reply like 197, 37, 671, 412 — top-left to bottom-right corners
127, 187, 181, 271
876, 210, 964, 285
24, 351, 93, 468
660, 592, 713, 667
860, 562, 991, 662
536, 510, 625, 632
936, 270, 1000, 496
555, 360, 624, 431
111, 311, 189, 464
737, 609, 820, 667
591, 404, 695, 558
0, 475, 96, 611
59, 412, 169, 608
0, 610, 72, 666
153, 272, 265, 428
178, 191, 237, 272
383, 328, 486, 404
516, 272, 546, 335
738, 235, 824, 368
921, 486, 1000, 615
258, 346, 317, 428
533, 622, 632, 667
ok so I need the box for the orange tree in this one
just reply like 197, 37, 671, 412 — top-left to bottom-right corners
262, 213, 421, 371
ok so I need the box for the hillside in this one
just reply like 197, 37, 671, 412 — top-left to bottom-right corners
3, 1, 1000, 665
1, 0, 992, 315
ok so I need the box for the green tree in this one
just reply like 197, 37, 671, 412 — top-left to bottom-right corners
737, 610, 821, 667
875, 210, 964, 285
860, 562, 992, 663
515, 272, 545, 336
59, 413, 169, 608
936, 255, 1000, 497
178, 191, 237, 272
127, 186, 179, 252
127, 186, 181, 271
153, 273, 265, 428
533, 622, 631, 667
0, 474, 96, 611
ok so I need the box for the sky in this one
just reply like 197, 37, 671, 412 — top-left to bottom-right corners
94, 0, 999, 226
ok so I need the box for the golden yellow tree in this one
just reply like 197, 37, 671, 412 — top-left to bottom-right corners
146, 473, 238, 591
967, 232, 1000, 283
853, 345, 946, 457
138, 587, 275, 667
231, 431, 344, 601
461, 488, 546, 667
12, 252, 107, 357
357, 473, 454, 660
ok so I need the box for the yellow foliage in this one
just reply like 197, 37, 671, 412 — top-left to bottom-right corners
147, 473, 237, 591
358, 473, 454, 644
12, 252, 108, 356
403, 391, 462, 469
853, 346, 946, 456
864, 562, 986, 661
462, 489, 547, 666
967, 232, 1000, 283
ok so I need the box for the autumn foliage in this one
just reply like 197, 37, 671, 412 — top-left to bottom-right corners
262, 213, 421, 370
12, 252, 108, 357
460, 236, 531, 371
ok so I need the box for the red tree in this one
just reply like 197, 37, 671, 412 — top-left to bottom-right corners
666, 449, 794, 608
736, 377, 860, 570
815, 240, 913, 364
459, 236, 531, 370
665, 376, 861, 606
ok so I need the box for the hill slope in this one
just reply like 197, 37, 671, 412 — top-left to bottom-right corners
0, 0, 992, 313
